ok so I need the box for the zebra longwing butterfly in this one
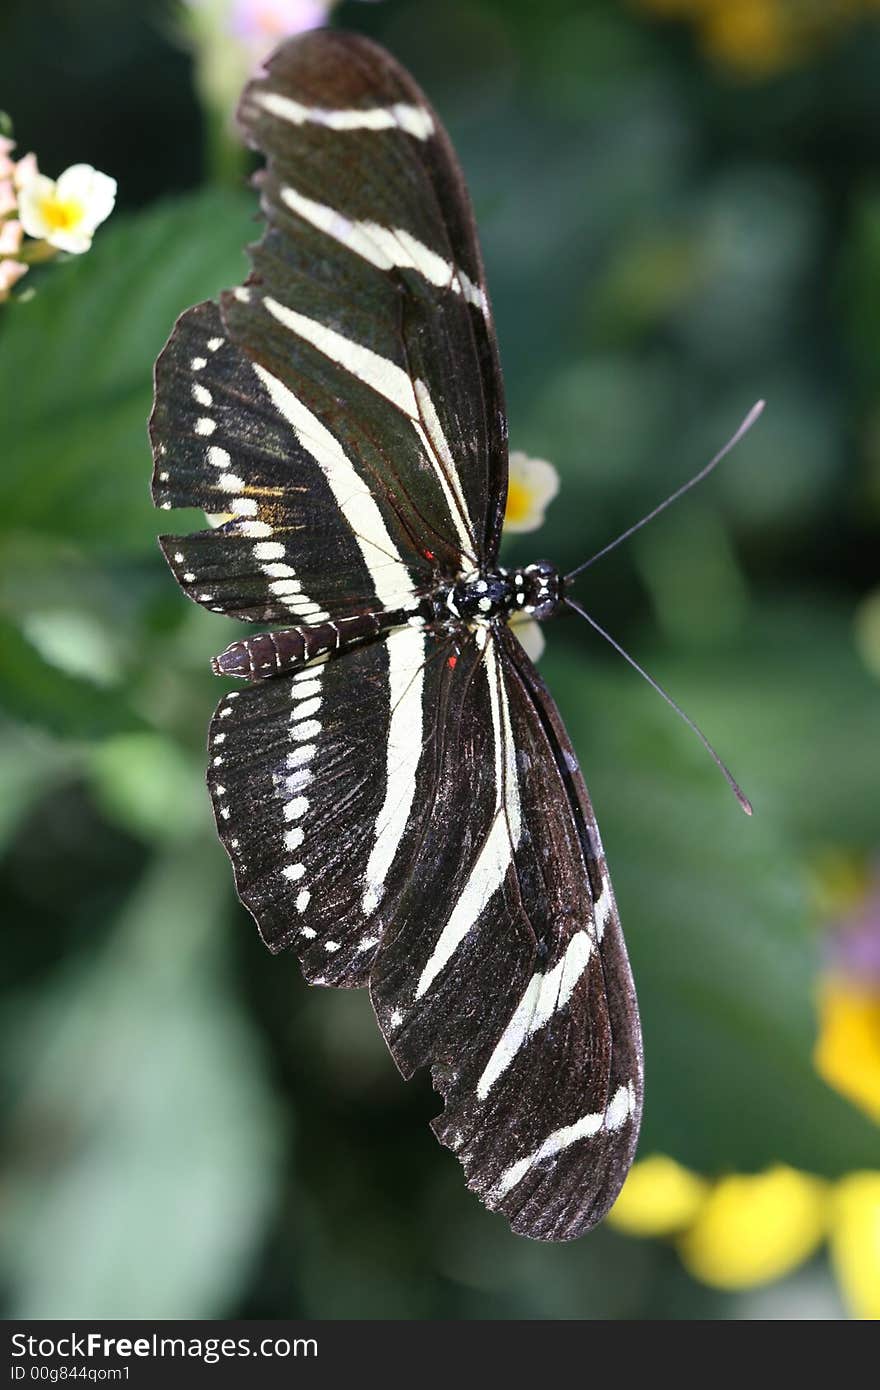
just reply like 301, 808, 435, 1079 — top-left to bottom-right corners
151, 29, 642, 1240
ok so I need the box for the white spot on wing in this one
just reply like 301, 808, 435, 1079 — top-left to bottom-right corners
293, 695, 321, 720
291, 719, 321, 741
291, 678, 321, 700
595, 879, 613, 941
287, 744, 316, 767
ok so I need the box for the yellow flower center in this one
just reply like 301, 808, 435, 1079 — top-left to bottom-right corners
504, 478, 533, 528
39, 193, 85, 233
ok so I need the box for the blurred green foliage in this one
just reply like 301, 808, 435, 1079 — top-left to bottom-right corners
1, 0, 878, 1320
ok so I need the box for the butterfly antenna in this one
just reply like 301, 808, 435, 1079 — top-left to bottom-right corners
564, 595, 753, 815
565, 400, 765, 583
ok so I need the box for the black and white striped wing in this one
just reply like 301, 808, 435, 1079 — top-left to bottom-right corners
370, 626, 643, 1240
151, 29, 507, 621
150, 28, 644, 1240
206, 626, 482, 984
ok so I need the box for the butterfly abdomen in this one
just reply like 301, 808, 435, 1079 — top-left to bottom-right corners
212, 604, 428, 679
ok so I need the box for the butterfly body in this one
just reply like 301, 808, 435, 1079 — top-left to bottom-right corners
212, 561, 565, 679
151, 29, 643, 1241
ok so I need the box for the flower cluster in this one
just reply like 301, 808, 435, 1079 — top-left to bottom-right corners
634, 0, 880, 78
609, 863, 880, 1318
609, 1155, 880, 1318
0, 132, 116, 303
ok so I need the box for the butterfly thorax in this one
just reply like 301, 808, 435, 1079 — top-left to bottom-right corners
441, 561, 562, 624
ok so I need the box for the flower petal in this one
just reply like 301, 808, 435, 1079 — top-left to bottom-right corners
17, 173, 60, 239
608, 1155, 709, 1238
814, 976, 880, 1124
0, 258, 28, 295
829, 1172, 880, 1320
678, 1167, 829, 1290
0, 219, 22, 257
13, 151, 39, 189
504, 452, 560, 534
508, 613, 545, 663
0, 179, 17, 218
54, 164, 117, 232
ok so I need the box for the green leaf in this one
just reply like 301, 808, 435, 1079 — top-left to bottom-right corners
0, 614, 144, 738
0, 845, 284, 1319
0, 190, 253, 556
86, 731, 209, 845
542, 598, 880, 1177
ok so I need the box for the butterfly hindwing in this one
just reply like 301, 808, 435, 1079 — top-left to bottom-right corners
370, 626, 643, 1240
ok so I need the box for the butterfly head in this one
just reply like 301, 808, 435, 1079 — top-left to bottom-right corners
517, 561, 563, 621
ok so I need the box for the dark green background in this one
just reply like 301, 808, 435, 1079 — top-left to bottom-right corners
1, 0, 878, 1319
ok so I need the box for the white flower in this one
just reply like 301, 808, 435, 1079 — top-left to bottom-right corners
0, 135, 15, 179
18, 163, 116, 254
509, 612, 546, 664
229, 0, 332, 43
504, 451, 560, 534
0, 219, 22, 256
0, 258, 28, 298
13, 151, 39, 189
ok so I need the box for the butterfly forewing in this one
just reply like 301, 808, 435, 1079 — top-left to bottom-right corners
234, 30, 508, 561
151, 29, 643, 1241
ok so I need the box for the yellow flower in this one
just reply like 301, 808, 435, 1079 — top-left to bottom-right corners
698, 0, 805, 77
18, 163, 116, 254
504, 452, 559, 534
677, 1166, 829, 1288
814, 976, 880, 1124
633, 0, 879, 77
608, 1155, 709, 1237
829, 1173, 880, 1320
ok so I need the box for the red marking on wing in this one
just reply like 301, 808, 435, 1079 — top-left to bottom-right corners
447, 654, 458, 669
424, 550, 436, 561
